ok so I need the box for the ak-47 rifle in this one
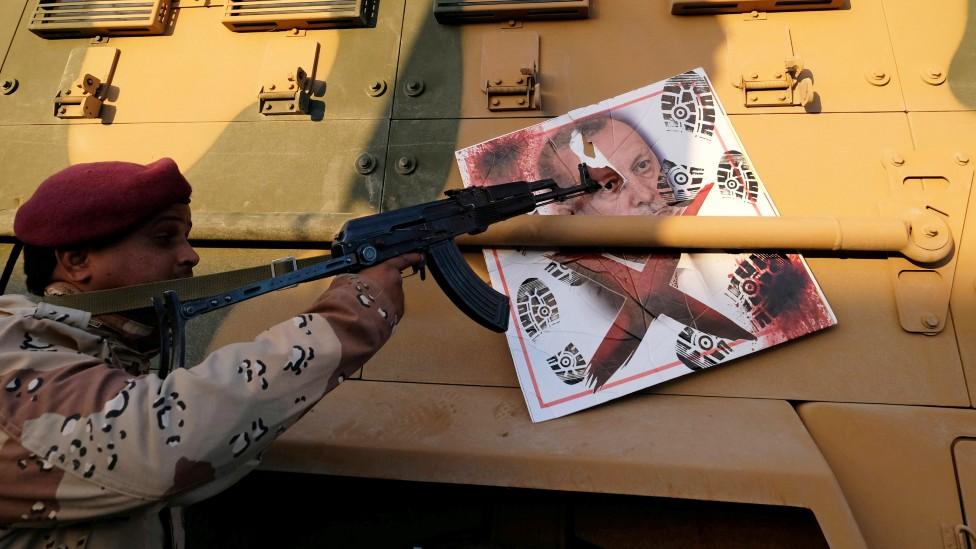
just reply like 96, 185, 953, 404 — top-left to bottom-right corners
151, 164, 600, 375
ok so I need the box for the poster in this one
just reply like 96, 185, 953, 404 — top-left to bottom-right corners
456, 68, 836, 422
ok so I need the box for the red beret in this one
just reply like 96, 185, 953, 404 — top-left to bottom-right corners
14, 158, 192, 248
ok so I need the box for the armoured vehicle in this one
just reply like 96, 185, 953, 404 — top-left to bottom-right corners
1, 0, 974, 547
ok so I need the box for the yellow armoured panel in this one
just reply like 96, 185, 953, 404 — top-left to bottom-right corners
265, 386, 867, 548
0, 1, 29, 67
883, 0, 976, 111
395, 0, 902, 119
956, 440, 976, 529
0, 120, 387, 223
908, 111, 976, 408
0, 2, 404, 125
799, 403, 976, 549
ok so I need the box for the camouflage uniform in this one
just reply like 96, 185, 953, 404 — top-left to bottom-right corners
0, 274, 396, 548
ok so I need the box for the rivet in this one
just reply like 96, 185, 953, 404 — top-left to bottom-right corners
404, 79, 425, 97
774, 72, 783, 79
268, 84, 276, 91
288, 83, 296, 90
290, 28, 301, 36
494, 79, 503, 85
264, 103, 272, 111
923, 225, 940, 237
750, 73, 759, 80
749, 96, 758, 103
354, 153, 377, 175
750, 10, 759, 18
922, 67, 947, 85
517, 98, 526, 106
491, 98, 501, 106
778, 94, 787, 101
921, 314, 940, 329
890, 154, 905, 167
955, 152, 970, 166
866, 68, 890, 86
64, 88, 71, 95
516, 77, 524, 84
287, 103, 295, 110
58, 107, 66, 114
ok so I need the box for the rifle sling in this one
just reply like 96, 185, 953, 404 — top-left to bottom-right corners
43, 254, 332, 316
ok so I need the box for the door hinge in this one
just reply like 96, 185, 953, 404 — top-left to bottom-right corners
882, 150, 974, 334
54, 47, 119, 120
481, 31, 541, 112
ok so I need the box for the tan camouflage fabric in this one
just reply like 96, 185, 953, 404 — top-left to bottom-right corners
0, 274, 397, 548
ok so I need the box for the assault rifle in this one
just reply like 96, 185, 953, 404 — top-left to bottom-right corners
151, 164, 600, 374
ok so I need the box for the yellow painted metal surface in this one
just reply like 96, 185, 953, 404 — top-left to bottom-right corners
799, 403, 976, 549
2, 0, 976, 545
264, 386, 866, 548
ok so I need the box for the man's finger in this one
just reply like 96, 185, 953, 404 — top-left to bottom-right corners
383, 252, 423, 272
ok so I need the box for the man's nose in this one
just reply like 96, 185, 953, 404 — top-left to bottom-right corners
179, 241, 200, 268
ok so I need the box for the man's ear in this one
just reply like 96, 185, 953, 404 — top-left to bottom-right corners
54, 248, 93, 284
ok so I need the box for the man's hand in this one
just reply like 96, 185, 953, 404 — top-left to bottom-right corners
306, 253, 422, 323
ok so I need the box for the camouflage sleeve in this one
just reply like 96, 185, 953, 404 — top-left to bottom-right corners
0, 274, 395, 525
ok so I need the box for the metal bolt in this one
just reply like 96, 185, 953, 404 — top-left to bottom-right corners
873, 70, 886, 79
774, 72, 783, 79
955, 152, 970, 166
750, 73, 759, 80
290, 28, 300, 36
395, 155, 417, 175
404, 80, 425, 97
494, 79, 503, 85
264, 104, 272, 111
922, 67, 947, 85
921, 314, 940, 329
0, 78, 16, 95
750, 10, 760, 18
890, 154, 905, 167
923, 225, 940, 237
58, 107, 66, 114
354, 153, 377, 175
366, 80, 386, 97
517, 98, 526, 106
491, 98, 501, 107
928, 68, 943, 78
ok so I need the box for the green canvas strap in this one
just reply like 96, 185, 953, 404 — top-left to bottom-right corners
43, 254, 332, 315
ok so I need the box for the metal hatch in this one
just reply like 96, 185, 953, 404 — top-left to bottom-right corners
28, 0, 171, 38
434, 0, 588, 24
222, 0, 373, 32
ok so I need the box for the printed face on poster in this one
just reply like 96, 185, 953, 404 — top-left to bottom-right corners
456, 69, 836, 422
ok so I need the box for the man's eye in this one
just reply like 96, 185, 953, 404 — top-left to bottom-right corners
633, 158, 652, 175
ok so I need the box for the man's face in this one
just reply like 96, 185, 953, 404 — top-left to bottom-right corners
552, 119, 664, 215
82, 204, 199, 290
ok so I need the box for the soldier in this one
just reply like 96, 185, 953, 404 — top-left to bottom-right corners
0, 158, 419, 548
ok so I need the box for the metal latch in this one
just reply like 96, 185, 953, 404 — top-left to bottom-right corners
257, 40, 319, 116
882, 150, 973, 334
259, 67, 311, 115
734, 56, 814, 107
481, 31, 541, 112
54, 47, 119, 119
728, 19, 814, 108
